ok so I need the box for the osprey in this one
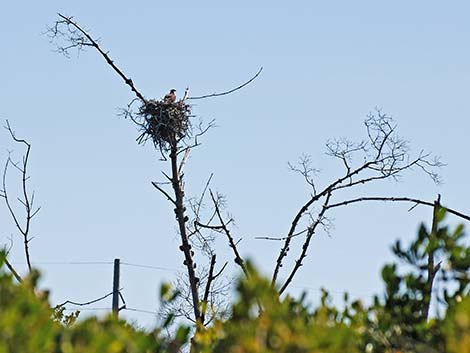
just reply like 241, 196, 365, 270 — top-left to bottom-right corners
164, 89, 177, 104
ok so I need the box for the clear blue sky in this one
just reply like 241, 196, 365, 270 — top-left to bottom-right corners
1, 1, 470, 327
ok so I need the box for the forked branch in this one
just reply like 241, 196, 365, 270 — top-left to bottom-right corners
272, 110, 445, 289
279, 192, 332, 294
1, 120, 39, 272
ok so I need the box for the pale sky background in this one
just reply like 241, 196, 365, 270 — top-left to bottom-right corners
1, 1, 470, 327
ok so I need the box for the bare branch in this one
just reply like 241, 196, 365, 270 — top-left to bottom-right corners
325, 196, 470, 222
47, 14, 146, 102
160, 264, 230, 326
209, 190, 248, 277
177, 119, 217, 156
178, 148, 191, 177
201, 254, 217, 324
288, 154, 319, 195
272, 110, 443, 289
57, 289, 119, 307
279, 192, 332, 294
182, 87, 189, 102
194, 221, 225, 231
185, 174, 221, 262
212, 261, 228, 280
272, 194, 321, 286
196, 174, 214, 219
187, 67, 263, 100
272, 158, 386, 285
3, 158, 25, 235
255, 228, 308, 241
118, 98, 145, 129
2, 120, 35, 272
151, 182, 177, 206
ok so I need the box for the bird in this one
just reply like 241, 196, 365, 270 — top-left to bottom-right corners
164, 89, 177, 104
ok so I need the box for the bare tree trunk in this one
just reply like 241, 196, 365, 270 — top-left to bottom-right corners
169, 140, 201, 322
423, 195, 441, 320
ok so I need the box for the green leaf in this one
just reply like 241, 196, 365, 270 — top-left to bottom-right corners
175, 325, 190, 345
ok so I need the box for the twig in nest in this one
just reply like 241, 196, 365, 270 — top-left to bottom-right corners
134, 100, 192, 152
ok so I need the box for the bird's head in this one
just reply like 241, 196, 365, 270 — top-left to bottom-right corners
170, 89, 176, 94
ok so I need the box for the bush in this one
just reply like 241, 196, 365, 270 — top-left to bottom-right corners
1, 212, 469, 353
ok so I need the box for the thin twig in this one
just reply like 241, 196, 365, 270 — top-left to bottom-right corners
209, 189, 248, 276
194, 221, 225, 231
57, 289, 120, 307
213, 262, 228, 280
177, 119, 216, 156
255, 228, 308, 241
197, 173, 214, 218
151, 181, 177, 206
187, 67, 263, 100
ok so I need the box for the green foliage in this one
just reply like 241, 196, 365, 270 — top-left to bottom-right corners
361, 209, 470, 352
0, 254, 59, 353
332, 208, 469, 353
53, 305, 80, 327
1, 210, 469, 353
0, 252, 184, 353
195, 263, 360, 353
193, 210, 467, 353
392, 209, 470, 309
57, 317, 166, 353
444, 296, 470, 353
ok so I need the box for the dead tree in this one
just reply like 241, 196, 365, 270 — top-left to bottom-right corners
1, 120, 40, 277
47, 13, 257, 326
268, 110, 469, 294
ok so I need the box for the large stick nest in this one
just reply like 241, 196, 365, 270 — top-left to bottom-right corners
135, 100, 191, 151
